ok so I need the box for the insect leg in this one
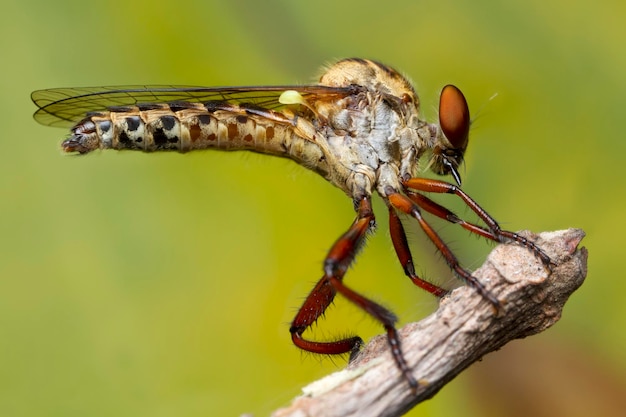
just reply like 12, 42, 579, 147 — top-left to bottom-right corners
386, 189, 501, 310
290, 196, 418, 390
387, 204, 449, 297
403, 178, 553, 268
405, 191, 497, 241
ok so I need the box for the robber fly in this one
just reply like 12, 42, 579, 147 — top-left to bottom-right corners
32, 58, 552, 391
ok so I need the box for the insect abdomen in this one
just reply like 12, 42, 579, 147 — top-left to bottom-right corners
65, 102, 309, 159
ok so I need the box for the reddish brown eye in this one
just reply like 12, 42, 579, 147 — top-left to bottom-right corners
439, 84, 470, 150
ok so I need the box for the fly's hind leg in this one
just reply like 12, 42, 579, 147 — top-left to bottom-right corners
289, 196, 417, 390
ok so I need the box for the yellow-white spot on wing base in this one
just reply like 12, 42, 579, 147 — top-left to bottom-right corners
279, 90, 306, 105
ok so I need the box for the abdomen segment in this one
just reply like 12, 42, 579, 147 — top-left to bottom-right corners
64, 101, 313, 160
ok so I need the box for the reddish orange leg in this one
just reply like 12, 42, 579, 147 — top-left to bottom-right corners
388, 205, 449, 297
406, 191, 497, 241
290, 196, 418, 390
403, 178, 553, 268
386, 189, 501, 309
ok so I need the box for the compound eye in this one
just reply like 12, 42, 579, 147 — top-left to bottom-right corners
439, 85, 470, 150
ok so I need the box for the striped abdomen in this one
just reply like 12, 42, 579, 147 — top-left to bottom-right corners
64, 101, 328, 172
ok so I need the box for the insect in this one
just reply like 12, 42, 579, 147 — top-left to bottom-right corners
32, 58, 552, 390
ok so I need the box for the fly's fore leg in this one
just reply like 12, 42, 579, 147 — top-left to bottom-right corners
403, 177, 553, 268
405, 191, 497, 241
290, 196, 418, 390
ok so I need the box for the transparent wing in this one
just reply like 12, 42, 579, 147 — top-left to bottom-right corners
31, 85, 356, 128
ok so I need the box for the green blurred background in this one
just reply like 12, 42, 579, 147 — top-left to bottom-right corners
2, 0, 624, 416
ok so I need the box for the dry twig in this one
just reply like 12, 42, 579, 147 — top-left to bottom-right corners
270, 229, 587, 417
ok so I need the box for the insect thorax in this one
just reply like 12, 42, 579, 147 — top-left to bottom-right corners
314, 58, 433, 198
